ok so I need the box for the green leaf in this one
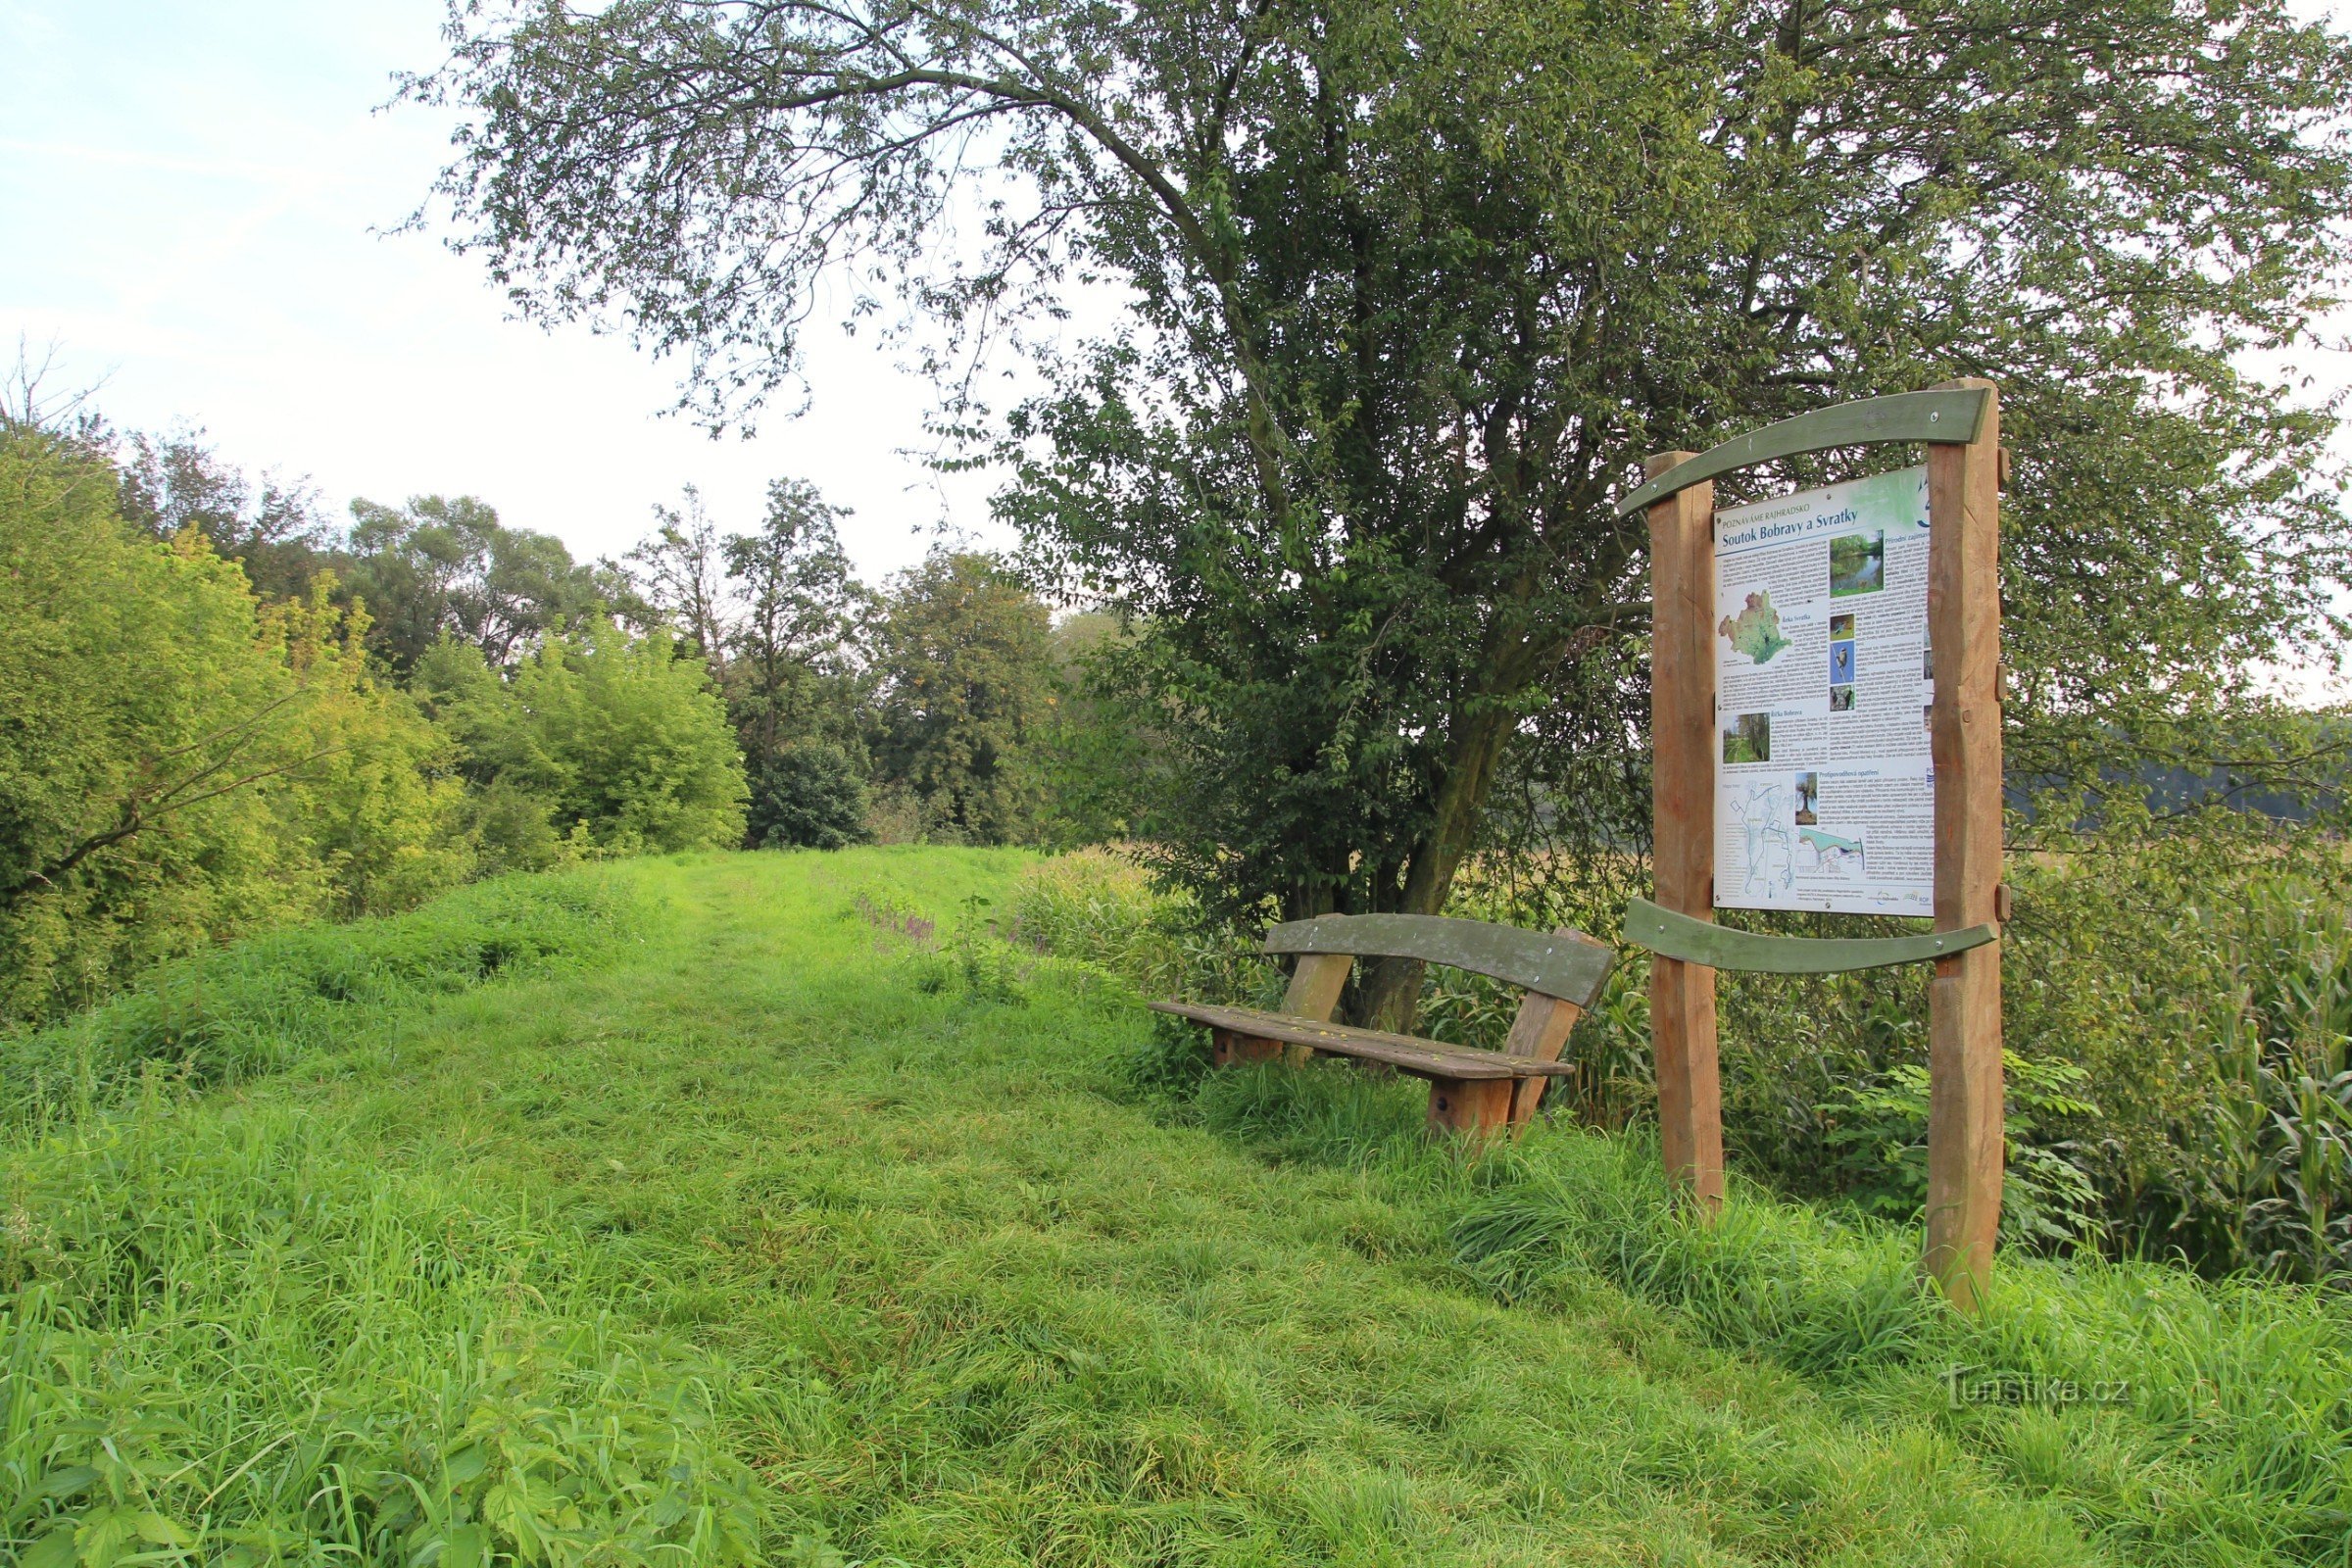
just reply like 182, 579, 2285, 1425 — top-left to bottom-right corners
442, 1523, 486, 1568
18, 1526, 77, 1568
37, 1466, 101, 1499
133, 1513, 194, 1548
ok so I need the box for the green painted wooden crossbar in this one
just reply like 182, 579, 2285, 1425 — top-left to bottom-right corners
1622, 897, 1998, 974
1614, 388, 1992, 516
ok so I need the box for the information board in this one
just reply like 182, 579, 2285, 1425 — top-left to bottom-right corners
1712, 466, 1935, 915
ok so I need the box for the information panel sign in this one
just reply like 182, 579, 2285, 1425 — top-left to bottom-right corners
1712, 466, 1935, 915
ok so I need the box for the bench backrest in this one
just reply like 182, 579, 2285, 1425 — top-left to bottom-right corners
1262, 913, 1613, 1008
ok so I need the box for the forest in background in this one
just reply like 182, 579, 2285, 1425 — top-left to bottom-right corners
0, 394, 1141, 1028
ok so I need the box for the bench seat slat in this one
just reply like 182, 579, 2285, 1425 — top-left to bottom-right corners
1148, 1002, 1576, 1081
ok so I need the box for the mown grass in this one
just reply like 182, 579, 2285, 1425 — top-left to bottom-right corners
5, 847, 2342, 1565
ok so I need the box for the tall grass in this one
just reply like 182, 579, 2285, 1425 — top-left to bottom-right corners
1148, 1050, 2352, 1566
1448, 1132, 2352, 1565
0, 871, 639, 1129
1002, 848, 1282, 1005
1011, 850, 2352, 1565
2, 1097, 766, 1567
0, 865, 772, 1566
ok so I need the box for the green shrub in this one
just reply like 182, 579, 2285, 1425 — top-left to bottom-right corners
749, 741, 869, 850
0, 425, 467, 1026
1815, 1052, 2107, 1249
421, 625, 749, 858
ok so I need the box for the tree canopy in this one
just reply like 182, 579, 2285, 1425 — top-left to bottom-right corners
347, 493, 633, 672
870, 550, 1055, 845
0, 422, 464, 1019
417, 0, 2352, 1021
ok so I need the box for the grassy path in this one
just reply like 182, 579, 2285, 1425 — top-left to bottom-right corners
11, 850, 2123, 1564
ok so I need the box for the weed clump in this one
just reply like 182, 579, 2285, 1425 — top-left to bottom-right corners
1003, 850, 1279, 1004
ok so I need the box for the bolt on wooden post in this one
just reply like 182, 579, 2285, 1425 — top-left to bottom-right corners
1922, 378, 2004, 1311
1644, 451, 1727, 1213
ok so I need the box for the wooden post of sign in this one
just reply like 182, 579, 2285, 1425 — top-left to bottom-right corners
1646, 452, 1726, 1213
1923, 378, 2004, 1310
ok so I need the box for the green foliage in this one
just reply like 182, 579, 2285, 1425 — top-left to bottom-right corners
1024, 831, 2352, 1285
0, 423, 466, 1025
1816, 1054, 2106, 1250
114, 426, 347, 603
2, 1110, 761, 1568
346, 494, 634, 673
868, 552, 1054, 845
625, 484, 735, 674
419, 0, 2352, 1021
1001, 850, 1283, 1005
16, 846, 2253, 1568
422, 623, 748, 858
2167, 880, 2352, 1283
1448, 1135, 2352, 1566
747, 742, 867, 851
944, 849, 2352, 1565
1030, 612, 1156, 850
717, 478, 874, 848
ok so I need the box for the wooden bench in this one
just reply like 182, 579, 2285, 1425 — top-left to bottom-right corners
1149, 913, 1615, 1135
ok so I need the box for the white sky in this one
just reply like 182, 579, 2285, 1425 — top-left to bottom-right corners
0, 0, 1021, 581
3, 0, 2351, 660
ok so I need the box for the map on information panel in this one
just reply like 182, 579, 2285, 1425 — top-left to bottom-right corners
1713, 466, 1935, 916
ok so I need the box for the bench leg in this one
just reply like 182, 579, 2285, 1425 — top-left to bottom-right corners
1426, 1077, 1513, 1136
1509, 1075, 1548, 1129
1211, 1029, 1284, 1067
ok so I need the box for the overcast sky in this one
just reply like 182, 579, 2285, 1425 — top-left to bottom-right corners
5, 0, 2352, 659
0, 0, 1027, 582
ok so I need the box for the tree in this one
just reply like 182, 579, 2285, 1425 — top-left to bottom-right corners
722, 477, 875, 847
416, 0, 2352, 1025
346, 494, 633, 672
424, 619, 749, 857
0, 420, 463, 1022
868, 551, 1054, 844
627, 484, 734, 679
116, 427, 348, 602
1034, 610, 1154, 848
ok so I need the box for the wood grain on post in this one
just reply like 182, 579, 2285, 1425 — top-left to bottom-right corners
1923, 379, 2005, 1310
1503, 988, 1583, 1127
1645, 452, 1726, 1212
1281, 952, 1353, 1022
1279, 951, 1354, 1065
1427, 1077, 1514, 1137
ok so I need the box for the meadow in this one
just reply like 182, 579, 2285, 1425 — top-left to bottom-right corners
5, 848, 2347, 1567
